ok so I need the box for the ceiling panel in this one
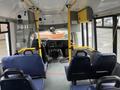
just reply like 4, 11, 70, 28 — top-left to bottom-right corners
95, 0, 120, 12
72, 0, 120, 16
40, 13, 67, 25
0, 0, 120, 20
0, 0, 28, 19
32, 0, 67, 14
71, 0, 88, 11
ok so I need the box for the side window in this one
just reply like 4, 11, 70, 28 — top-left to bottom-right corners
0, 24, 8, 32
96, 19, 102, 26
104, 17, 113, 27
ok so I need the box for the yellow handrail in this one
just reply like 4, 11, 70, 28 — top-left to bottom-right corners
67, 5, 72, 63
34, 8, 42, 57
18, 48, 35, 54
72, 45, 95, 51
67, 0, 77, 63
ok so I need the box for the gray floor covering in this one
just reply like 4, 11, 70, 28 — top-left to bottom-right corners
44, 62, 70, 90
44, 62, 93, 90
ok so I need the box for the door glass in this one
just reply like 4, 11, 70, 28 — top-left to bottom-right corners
97, 28, 113, 53
88, 22, 93, 48
0, 33, 9, 60
117, 16, 120, 63
96, 19, 102, 26
83, 23, 87, 46
117, 29, 120, 63
104, 17, 113, 27
0, 24, 8, 32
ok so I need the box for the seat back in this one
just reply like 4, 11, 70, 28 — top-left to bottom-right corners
0, 69, 36, 90
92, 53, 116, 76
1, 79, 35, 90
2, 54, 45, 78
68, 50, 91, 77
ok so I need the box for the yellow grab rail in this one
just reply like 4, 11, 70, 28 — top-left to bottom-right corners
72, 45, 95, 51
34, 8, 42, 57
67, 5, 72, 63
18, 48, 35, 54
66, 0, 77, 63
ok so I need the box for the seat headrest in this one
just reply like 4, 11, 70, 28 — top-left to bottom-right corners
75, 50, 87, 57
92, 53, 116, 65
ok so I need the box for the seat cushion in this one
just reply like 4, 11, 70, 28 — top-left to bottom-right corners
32, 79, 44, 90
70, 85, 96, 90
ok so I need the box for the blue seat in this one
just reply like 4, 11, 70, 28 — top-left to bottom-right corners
70, 76, 120, 90
71, 84, 120, 90
91, 53, 116, 79
65, 50, 91, 85
32, 79, 44, 90
65, 49, 117, 85
96, 76, 120, 90
2, 54, 45, 78
0, 68, 44, 90
70, 85, 96, 90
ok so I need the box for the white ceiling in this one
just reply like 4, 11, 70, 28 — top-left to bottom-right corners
71, 0, 120, 15
31, 0, 120, 24
0, 0, 28, 19
40, 13, 67, 25
32, 0, 67, 15
0, 0, 120, 23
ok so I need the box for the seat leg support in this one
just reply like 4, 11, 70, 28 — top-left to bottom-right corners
72, 80, 77, 85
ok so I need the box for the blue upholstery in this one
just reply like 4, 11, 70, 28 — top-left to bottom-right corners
92, 53, 116, 79
2, 55, 45, 78
65, 55, 91, 81
0, 69, 35, 90
32, 79, 44, 90
0, 69, 44, 90
69, 56, 91, 74
65, 49, 117, 85
70, 85, 96, 90
70, 84, 120, 90
0, 75, 36, 90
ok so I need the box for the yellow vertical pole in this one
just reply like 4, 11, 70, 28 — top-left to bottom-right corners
34, 8, 42, 56
67, 5, 72, 63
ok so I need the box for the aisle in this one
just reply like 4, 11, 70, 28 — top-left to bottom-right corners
44, 63, 70, 90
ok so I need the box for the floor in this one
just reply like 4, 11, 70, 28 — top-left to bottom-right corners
44, 62, 93, 90
45, 62, 70, 90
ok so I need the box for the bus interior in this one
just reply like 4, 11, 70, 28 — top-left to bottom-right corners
0, 0, 120, 90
